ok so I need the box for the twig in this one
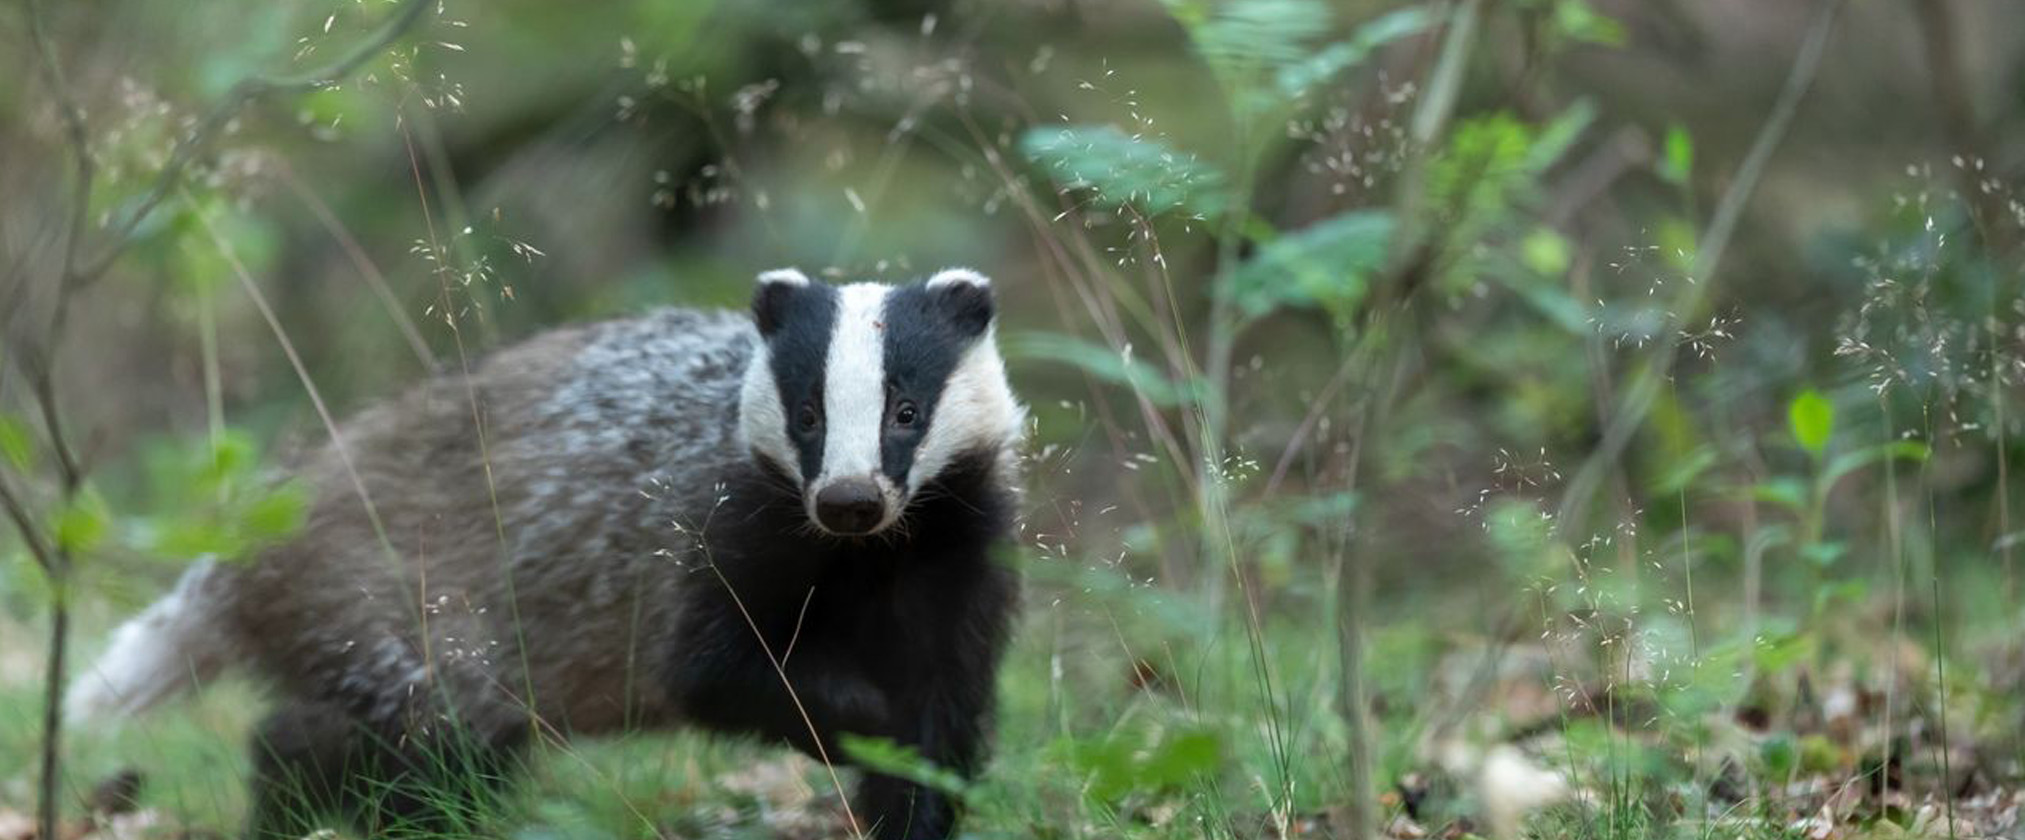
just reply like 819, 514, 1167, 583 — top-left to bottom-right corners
0, 473, 54, 572
1262, 348, 1360, 496
9, 3, 437, 837
1337, 326, 1415, 840
19, 4, 95, 835
23, 0, 93, 344
71, 0, 435, 287
1325, 5, 1485, 835
19, 0, 88, 490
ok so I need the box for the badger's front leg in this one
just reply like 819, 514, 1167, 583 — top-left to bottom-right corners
851, 677, 991, 840
853, 562, 1015, 840
670, 602, 893, 758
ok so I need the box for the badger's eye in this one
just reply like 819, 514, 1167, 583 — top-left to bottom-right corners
892, 401, 918, 427
797, 402, 821, 430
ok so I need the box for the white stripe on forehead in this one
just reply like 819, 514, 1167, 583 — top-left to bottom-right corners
818, 283, 891, 483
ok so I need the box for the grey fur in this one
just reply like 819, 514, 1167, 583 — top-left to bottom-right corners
225, 308, 764, 735
78, 294, 1025, 839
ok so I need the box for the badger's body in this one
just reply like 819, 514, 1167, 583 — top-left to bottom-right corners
71, 270, 1025, 840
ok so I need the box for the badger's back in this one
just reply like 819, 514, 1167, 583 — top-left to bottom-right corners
198, 308, 756, 734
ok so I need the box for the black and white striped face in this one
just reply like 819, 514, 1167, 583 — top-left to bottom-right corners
738, 268, 1024, 537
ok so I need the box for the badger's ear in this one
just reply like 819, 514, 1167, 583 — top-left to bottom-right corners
925, 268, 995, 337
752, 268, 811, 336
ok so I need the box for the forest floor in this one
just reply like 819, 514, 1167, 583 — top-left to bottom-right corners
3, 585, 2023, 840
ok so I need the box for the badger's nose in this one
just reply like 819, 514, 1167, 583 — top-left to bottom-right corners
815, 478, 885, 535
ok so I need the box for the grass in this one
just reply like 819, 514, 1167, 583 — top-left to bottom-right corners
5, 536, 2019, 838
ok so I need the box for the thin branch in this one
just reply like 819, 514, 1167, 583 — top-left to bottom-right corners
71, 0, 435, 286
18, 4, 101, 836
23, 0, 92, 287
0, 472, 54, 573
21, 0, 90, 488
10, 4, 436, 837
1553, 0, 1846, 531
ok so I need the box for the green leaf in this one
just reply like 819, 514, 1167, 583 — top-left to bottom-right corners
1659, 124, 1694, 185
1425, 102, 1591, 243
1759, 734, 1797, 780
840, 735, 970, 798
1059, 723, 1223, 803
149, 519, 241, 561
1751, 629, 1816, 672
1552, 0, 1625, 46
242, 483, 310, 544
1139, 728, 1222, 786
1821, 440, 1928, 489
0, 412, 35, 472
1495, 270, 1592, 335
1650, 446, 1717, 496
1788, 389, 1835, 456
1801, 541, 1846, 568
134, 428, 307, 562
1813, 578, 1868, 610
1520, 227, 1571, 276
1192, 0, 1329, 73
170, 200, 280, 296
1798, 734, 1844, 774
1187, 0, 1328, 120
202, 430, 258, 492
1005, 332, 1202, 407
1228, 210, 1393, 320
53, 492, 109, 554
1748, 477, 1808, 512
1521, 99, 1597, 173
1019, 125, 1230, 218
1275, 7, 1434, 100
1429, 114, 1532, 216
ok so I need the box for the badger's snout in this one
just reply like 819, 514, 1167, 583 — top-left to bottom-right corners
814, 477, 886, 535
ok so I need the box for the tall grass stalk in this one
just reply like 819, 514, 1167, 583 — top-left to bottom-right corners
1669, 375, 1707, 838
1337, 333, 1413, 840
395, 110, 545, 728
1880, 394, 1906, 802
1931, 577, 1955, 840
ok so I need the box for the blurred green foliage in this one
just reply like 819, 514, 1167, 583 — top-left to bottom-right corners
4, 0, 2025, 836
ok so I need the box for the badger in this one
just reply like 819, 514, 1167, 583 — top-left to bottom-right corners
67, 268, 1026, 840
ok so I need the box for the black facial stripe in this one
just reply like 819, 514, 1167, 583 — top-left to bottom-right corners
760, 283, 840, 481
878, 282, 990, 484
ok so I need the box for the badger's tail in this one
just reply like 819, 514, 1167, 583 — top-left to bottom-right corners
66, 558, 242, 723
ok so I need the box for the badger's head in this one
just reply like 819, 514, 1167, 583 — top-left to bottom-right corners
737, 268, 1024, 537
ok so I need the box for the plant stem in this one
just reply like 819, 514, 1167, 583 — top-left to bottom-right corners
1338, 341, 1411, 840
39, 578, 69, 839
1932, 577, 1954, 840
10, 4, 438, 837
